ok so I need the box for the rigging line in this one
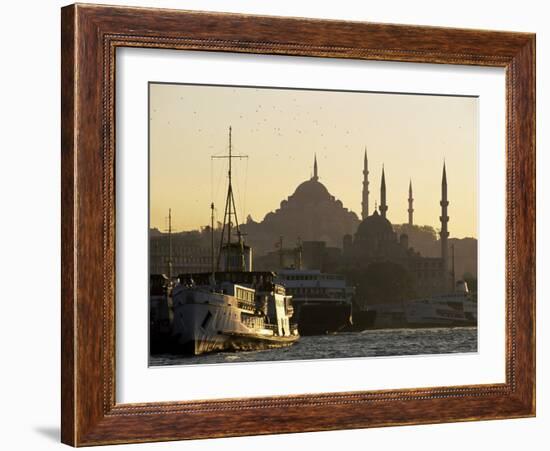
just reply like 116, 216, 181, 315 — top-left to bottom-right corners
232, 156, 243, 225
234, 142, 241, 224
229, 141, 244, 227
230, 187, 241, 231
242, 156, 249, 223
234, 142, 248, 225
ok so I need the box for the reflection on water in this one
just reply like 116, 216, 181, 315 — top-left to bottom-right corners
149, 327, 477, 366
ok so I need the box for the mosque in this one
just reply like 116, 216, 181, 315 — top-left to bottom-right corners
240, 156, 360, 256
238, 150, 454, 297
342, 151, 452, 296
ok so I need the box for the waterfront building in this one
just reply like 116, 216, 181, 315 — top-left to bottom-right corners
255, 239, 342, 273
149, 229, 214, 276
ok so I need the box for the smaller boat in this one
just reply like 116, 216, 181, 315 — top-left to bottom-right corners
367, 280, 477, 329
404, 280, 477, 328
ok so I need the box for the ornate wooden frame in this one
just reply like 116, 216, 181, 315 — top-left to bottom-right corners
61, 3, 535, 446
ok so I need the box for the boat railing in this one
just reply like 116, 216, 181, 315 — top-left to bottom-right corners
237, 301, 256, 312
263, 323, 278, 331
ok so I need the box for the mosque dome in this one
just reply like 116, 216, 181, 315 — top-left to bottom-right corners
355, 210, 394, 242
291, 177, 331, 202
240, 154, 360, 253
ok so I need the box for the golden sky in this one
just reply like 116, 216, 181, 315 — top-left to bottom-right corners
149, 83, 478, 239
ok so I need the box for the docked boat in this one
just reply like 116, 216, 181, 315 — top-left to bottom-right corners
368, 280, 477, 329
172, 271, 298, 355
276, 269, 353, 335
404, 280, 477, 327
171, 127, 299, 355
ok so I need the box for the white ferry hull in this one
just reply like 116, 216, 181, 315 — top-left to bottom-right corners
404, 296, 477, 328
368, 295, 477, 329
172, 287, 299, 356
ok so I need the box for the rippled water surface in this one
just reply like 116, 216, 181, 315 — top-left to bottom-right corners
149, 327, 477, 366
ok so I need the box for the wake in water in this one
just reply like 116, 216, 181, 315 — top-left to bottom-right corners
149, 327, 477, 367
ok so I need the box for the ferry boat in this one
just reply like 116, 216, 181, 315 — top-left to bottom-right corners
276, 269, 353, 335
171, 127, 299, 355
404, 280, 477, 327
172, 271, 298, 355
369, 280, 477, 329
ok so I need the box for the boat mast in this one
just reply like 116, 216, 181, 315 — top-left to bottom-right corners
212, 126, 248, 271
228, 128, 232, 260
210, 202, 215, 275
167, 208, 172, 281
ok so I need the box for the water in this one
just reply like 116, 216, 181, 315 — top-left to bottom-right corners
149, 327, 477, 366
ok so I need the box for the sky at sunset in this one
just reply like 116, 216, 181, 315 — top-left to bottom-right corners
149, 83, 478, 239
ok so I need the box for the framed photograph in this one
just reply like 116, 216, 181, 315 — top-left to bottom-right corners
61, 3, 535, 446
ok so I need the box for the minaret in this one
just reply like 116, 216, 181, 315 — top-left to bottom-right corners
440, 162, 450, 291
379, 166, 388, 218
408, 179, 414, 226
313, 154, 319, 181
361, 148, 369, 220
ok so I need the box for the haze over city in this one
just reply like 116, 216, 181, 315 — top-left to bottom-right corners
149, 82, 478, 239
